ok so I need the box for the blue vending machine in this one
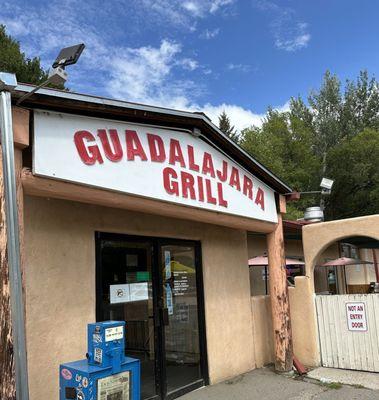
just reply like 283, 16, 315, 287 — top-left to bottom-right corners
60, 321, 140, 400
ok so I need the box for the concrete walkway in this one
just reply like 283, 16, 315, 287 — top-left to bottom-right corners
307, 367, 379, 391
179, 367, 379, 400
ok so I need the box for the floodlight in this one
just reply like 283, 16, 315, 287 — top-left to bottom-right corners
16, 43, 85, 105
52, 43, 85, 69
320, 177, 334, 190
47, 66, 68, 86
0, 72, 17, 91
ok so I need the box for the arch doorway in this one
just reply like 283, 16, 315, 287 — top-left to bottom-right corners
302, 216, 379, 372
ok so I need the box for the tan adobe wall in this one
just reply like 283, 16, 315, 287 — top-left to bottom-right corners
24, 195, 255, 399
251, 276, 320, 369
303, 215, 379, 279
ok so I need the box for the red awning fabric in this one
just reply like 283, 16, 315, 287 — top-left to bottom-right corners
319, 257, 374, 267
248, 255, 305, 266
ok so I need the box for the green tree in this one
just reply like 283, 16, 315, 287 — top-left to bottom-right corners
0, 25, 49, 85
241, 109, 320, 219
218, 111, 239, 143
325, 129, 379, 220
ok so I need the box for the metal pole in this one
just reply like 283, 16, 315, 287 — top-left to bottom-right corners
0, 90, 29, 399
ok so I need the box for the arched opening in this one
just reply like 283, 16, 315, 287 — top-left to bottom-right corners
313, 235, 379, 295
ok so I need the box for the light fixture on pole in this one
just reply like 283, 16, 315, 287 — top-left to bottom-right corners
0, 43, 84, 400
0, 72, 29, 400
16, 43, 85, 105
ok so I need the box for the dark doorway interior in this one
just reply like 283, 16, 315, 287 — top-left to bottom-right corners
96, 233, 208, 400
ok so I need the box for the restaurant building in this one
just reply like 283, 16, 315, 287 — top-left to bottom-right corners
1, 84, 294, 400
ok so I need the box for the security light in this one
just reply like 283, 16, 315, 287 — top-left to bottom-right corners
320, 177, 334, 194
16, 43, 85, 105
52, 43, 85, 69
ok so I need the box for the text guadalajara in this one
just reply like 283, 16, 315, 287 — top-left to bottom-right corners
74, 129, 266, 210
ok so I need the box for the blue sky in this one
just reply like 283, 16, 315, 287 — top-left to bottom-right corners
2, 0, 379, 130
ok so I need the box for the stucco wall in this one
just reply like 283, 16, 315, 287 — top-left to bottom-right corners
251, 276, 320, 369
24, 195, 255, 399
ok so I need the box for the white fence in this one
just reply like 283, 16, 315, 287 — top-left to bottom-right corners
315, 294, 379, 372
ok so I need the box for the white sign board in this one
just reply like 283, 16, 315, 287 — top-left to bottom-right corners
33, 111, 278, 223
110, 284, 130, 304
346, 302, 367, 331
105, 325, 124, 342
129, 282, 148, 302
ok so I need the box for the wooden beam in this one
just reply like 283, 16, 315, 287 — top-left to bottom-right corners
11, 108, 29, 149
278, 194, 287, 214
267, 212, 293, 371
21, 168, 277, 234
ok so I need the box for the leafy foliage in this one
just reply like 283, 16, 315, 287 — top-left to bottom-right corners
218, 111, 239, 143
241, 70, 379, 220
325, 129, 379, 220
0, 25, 64, 89
0, 25, 49, 84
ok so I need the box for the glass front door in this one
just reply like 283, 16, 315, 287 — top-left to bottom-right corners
160, 244, 203, 396
96, 233, 207, 400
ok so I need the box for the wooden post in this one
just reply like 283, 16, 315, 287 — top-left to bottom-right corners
0, 106, 29, 400
267, 195, 293, 372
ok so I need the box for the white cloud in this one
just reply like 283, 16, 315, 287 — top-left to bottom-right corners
140, 0, 235, 27
0, 0, 287, 133
255, 1, 311, 52
273, 20, 311, 52
194, 103, 265, 131
201, 28, 220, 39
178, 58, 199, 71
227, 63, 252, 73
209, 0, 235, 13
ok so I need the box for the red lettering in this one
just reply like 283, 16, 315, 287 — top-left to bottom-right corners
229, 167, 241, 191
243, 176, 253, 199
217, 183, 228, 207
255, 188, 265, 210
197, 176, 204, 202
147, 133, 166, 162
74, 130, 103, 165
97, 129, 122, 162
205, 179, 217, 204
169, 139, 186, 167
163, 167, 179, 196
126, 130, 147, 161
217, 161, 228, 182
202, 152, 215, 177
188, 145, 200, 172
181, 172, 196, 200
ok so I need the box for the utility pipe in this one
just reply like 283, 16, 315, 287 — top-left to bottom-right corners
0, 86, 29, 399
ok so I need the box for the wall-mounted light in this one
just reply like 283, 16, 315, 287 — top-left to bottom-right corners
16, 43, 85, 105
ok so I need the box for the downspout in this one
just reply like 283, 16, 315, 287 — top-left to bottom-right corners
0, 76, 30, 399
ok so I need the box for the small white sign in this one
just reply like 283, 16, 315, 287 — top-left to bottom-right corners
110, 284, 130, 304
129, 282, 149, 302
105, 326, 124, 342
346, 302, 367, 331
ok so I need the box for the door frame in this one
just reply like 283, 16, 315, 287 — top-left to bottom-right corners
95, 232, 209, 399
